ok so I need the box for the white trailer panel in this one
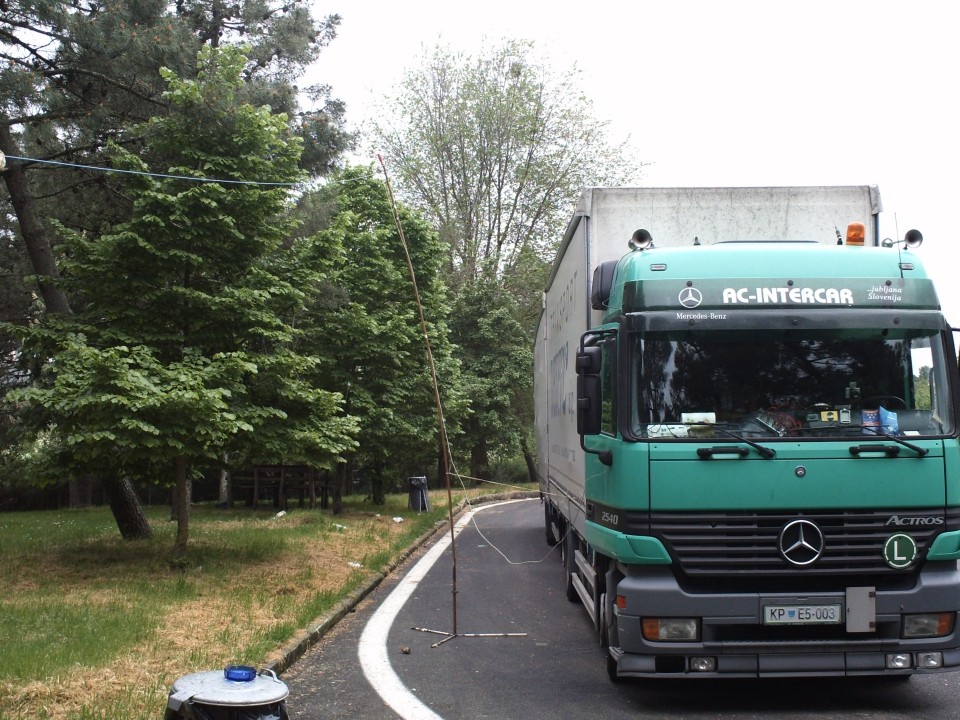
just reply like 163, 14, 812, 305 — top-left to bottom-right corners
576, 185, 881, 251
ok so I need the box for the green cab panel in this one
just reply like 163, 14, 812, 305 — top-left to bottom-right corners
928, 530, 960, 561
947, 446, 960, 507
584, 520, 672, 565
648, 441, 946, 511
585, 440, 651, 513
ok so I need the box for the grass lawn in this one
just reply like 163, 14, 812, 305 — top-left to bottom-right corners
0, 485, 532, 719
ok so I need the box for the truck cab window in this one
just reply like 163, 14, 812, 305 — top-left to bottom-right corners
631, 330, 954, 440
600, 337, 616, 436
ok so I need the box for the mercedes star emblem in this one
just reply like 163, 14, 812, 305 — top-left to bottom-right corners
778, 519, 824, 566
678, 287, 703, 309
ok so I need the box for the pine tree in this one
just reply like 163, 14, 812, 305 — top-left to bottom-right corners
1, 0, 350, 531
13, 46, 356, 556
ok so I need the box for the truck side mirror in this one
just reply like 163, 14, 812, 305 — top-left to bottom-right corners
576, 345, 602, 373
590, 260, 618, 311
577, 346, 603, 436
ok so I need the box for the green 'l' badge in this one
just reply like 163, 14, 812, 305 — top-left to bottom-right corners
883, 533, 918, 569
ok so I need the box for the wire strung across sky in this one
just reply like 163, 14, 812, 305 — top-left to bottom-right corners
1, 152, 300, 187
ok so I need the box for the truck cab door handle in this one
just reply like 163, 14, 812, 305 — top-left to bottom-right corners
849, 444, 901, 457
697, 446, 750, 459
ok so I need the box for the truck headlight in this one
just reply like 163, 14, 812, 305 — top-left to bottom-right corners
902, 613, 955, 638
917, 652, 943, 668
642, 617, 700, 641
886, 653, 912, 669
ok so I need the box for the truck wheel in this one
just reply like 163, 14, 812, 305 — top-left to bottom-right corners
607, 651, 620, 683
601, 566, 622, 683
595, 556, 610, 647
599, 588, 620, 653
602, 600, 622, 683
598, 591, 609, 648
544, 502, 558, 546
564, 532, 579, 603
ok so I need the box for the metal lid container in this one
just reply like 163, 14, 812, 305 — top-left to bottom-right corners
168, 666, 289, 709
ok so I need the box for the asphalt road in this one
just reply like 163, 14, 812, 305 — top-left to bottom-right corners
281, 498, 960, 719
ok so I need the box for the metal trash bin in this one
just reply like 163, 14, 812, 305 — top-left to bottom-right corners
165, 665, 289, 720
408, 476, 430, 512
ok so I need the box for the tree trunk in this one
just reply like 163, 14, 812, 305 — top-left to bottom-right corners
218, 452, 230, 507
371, 460, 385, 506
0, 125, 72, 316
103, 476, 152, 540
2, 125, 153, 539
69, 474, 94, 508
437, 444, 447, 489
520, 435, 539, 485
172, 456, 190, 558
169, 473, 192, 519
332, 462, 346, 515
319, 469, 331, 510
470, 439, 490, 484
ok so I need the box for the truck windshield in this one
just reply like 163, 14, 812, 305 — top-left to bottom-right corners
630, 330, 954, 440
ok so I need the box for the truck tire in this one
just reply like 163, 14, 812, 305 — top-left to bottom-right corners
598, 591, 609, 649
607, 651, 620, 683
544, 501, 558, 546
601, 564, 622, 683
564, 532, 579, 603
594, 556, 609, 648
601, 595, 621, 683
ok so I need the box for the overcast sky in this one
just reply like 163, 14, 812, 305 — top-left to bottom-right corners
309, 0, 960, 322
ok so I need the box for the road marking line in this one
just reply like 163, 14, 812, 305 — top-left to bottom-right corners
358, 499, 527, 720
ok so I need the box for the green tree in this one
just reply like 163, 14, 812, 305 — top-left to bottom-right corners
12, 46, 356, 556
915, 365, 932, 409
370, 39, 641, 479
2, 1, 348, 315
449, 280, 532, 481
0, 224, 35, 503
1, 0, 350, 530
298, 166, 465, 508
371, 38, 638, 289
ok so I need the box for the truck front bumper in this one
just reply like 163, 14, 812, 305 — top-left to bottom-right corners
611, 564, 960, 678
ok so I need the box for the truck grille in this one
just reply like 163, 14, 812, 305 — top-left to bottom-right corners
650, 508, 956, 579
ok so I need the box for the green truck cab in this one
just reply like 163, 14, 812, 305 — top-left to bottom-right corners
536, 186, 960, 679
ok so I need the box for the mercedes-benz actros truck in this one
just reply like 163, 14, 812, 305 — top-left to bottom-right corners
534, 186, 960, 680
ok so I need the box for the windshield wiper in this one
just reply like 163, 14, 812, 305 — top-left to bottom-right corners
688, 423, 776, 459
855, 424, 929, 457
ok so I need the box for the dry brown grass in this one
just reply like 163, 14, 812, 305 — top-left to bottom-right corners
0, 493, 496, 720
0, 486, 529, 719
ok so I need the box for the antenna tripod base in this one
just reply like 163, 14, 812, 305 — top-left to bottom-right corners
412, 626, 527, 649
